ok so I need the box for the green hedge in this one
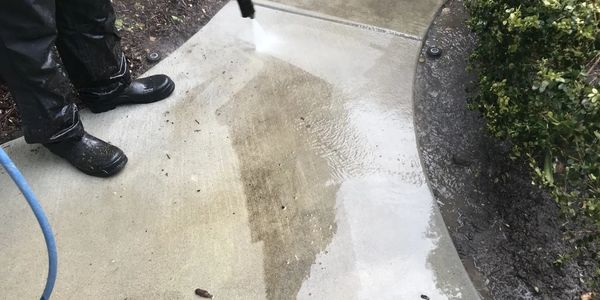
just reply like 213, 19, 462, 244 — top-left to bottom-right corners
465, 0, 600, 223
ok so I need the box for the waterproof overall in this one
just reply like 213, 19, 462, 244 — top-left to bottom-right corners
0, 0, 130, 144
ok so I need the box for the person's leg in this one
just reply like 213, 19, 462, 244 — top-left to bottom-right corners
55, 0, 175, 113
54, 0, 130, 104
0, 0, 83, 144
0, 0, 127, 177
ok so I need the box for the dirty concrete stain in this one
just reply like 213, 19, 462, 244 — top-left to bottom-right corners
217, 59, 345, 299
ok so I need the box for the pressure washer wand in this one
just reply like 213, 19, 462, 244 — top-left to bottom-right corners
236, 0, 255, 19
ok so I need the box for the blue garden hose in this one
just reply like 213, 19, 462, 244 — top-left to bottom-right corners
0, 147, 57, 300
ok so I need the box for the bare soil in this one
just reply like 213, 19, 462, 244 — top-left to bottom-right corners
0, 0, 227, 144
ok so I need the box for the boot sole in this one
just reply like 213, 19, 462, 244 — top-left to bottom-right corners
88, 79, 176, 114
78, 154, 128, 178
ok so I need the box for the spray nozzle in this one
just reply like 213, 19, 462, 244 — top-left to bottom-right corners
237, 0, 255, 19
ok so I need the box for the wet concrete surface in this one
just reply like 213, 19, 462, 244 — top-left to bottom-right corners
1, 1, 477, 299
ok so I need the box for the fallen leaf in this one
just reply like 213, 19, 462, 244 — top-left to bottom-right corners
115, 18, 124, 30
582, 292, 594, 300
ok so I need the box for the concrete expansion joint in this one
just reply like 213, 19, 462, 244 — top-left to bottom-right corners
254, 0, 422, 41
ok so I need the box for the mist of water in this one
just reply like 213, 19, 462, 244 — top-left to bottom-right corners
252, 19, 278, 52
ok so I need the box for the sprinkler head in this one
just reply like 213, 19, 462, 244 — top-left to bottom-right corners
146, 52, 161, 63
426, 46, 443, 58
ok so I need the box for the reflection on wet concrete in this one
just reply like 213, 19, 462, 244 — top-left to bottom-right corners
217, 52, 477, 298
298, 178, 444, 299
216, 2, 479, 296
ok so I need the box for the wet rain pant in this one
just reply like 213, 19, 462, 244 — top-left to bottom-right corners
0, 0, 130, 144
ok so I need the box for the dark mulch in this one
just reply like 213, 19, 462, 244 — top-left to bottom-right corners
0, 0, 227, 144
0, 84, 21, 143
415, 0, 599, 298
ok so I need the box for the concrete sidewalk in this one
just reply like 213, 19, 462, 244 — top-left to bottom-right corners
0, 1, 479, 299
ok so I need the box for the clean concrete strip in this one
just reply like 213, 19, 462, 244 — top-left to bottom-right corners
0, 1, 477, 299
262, 0, 444, 37
255, 0, 422, 41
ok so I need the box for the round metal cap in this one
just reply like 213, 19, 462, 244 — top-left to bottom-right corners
146, 52, 161, 63
426, 46, 443, 58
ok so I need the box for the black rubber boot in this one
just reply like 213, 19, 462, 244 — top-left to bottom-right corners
44, 132, 128, 177
86, 74, 175, 113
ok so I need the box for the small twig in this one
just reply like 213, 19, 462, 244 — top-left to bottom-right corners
0, 107, 15, 123
586, 53, 600, 75
584, 52, 600, 85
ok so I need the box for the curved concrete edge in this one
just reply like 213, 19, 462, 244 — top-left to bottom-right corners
411, 1, 487, 298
